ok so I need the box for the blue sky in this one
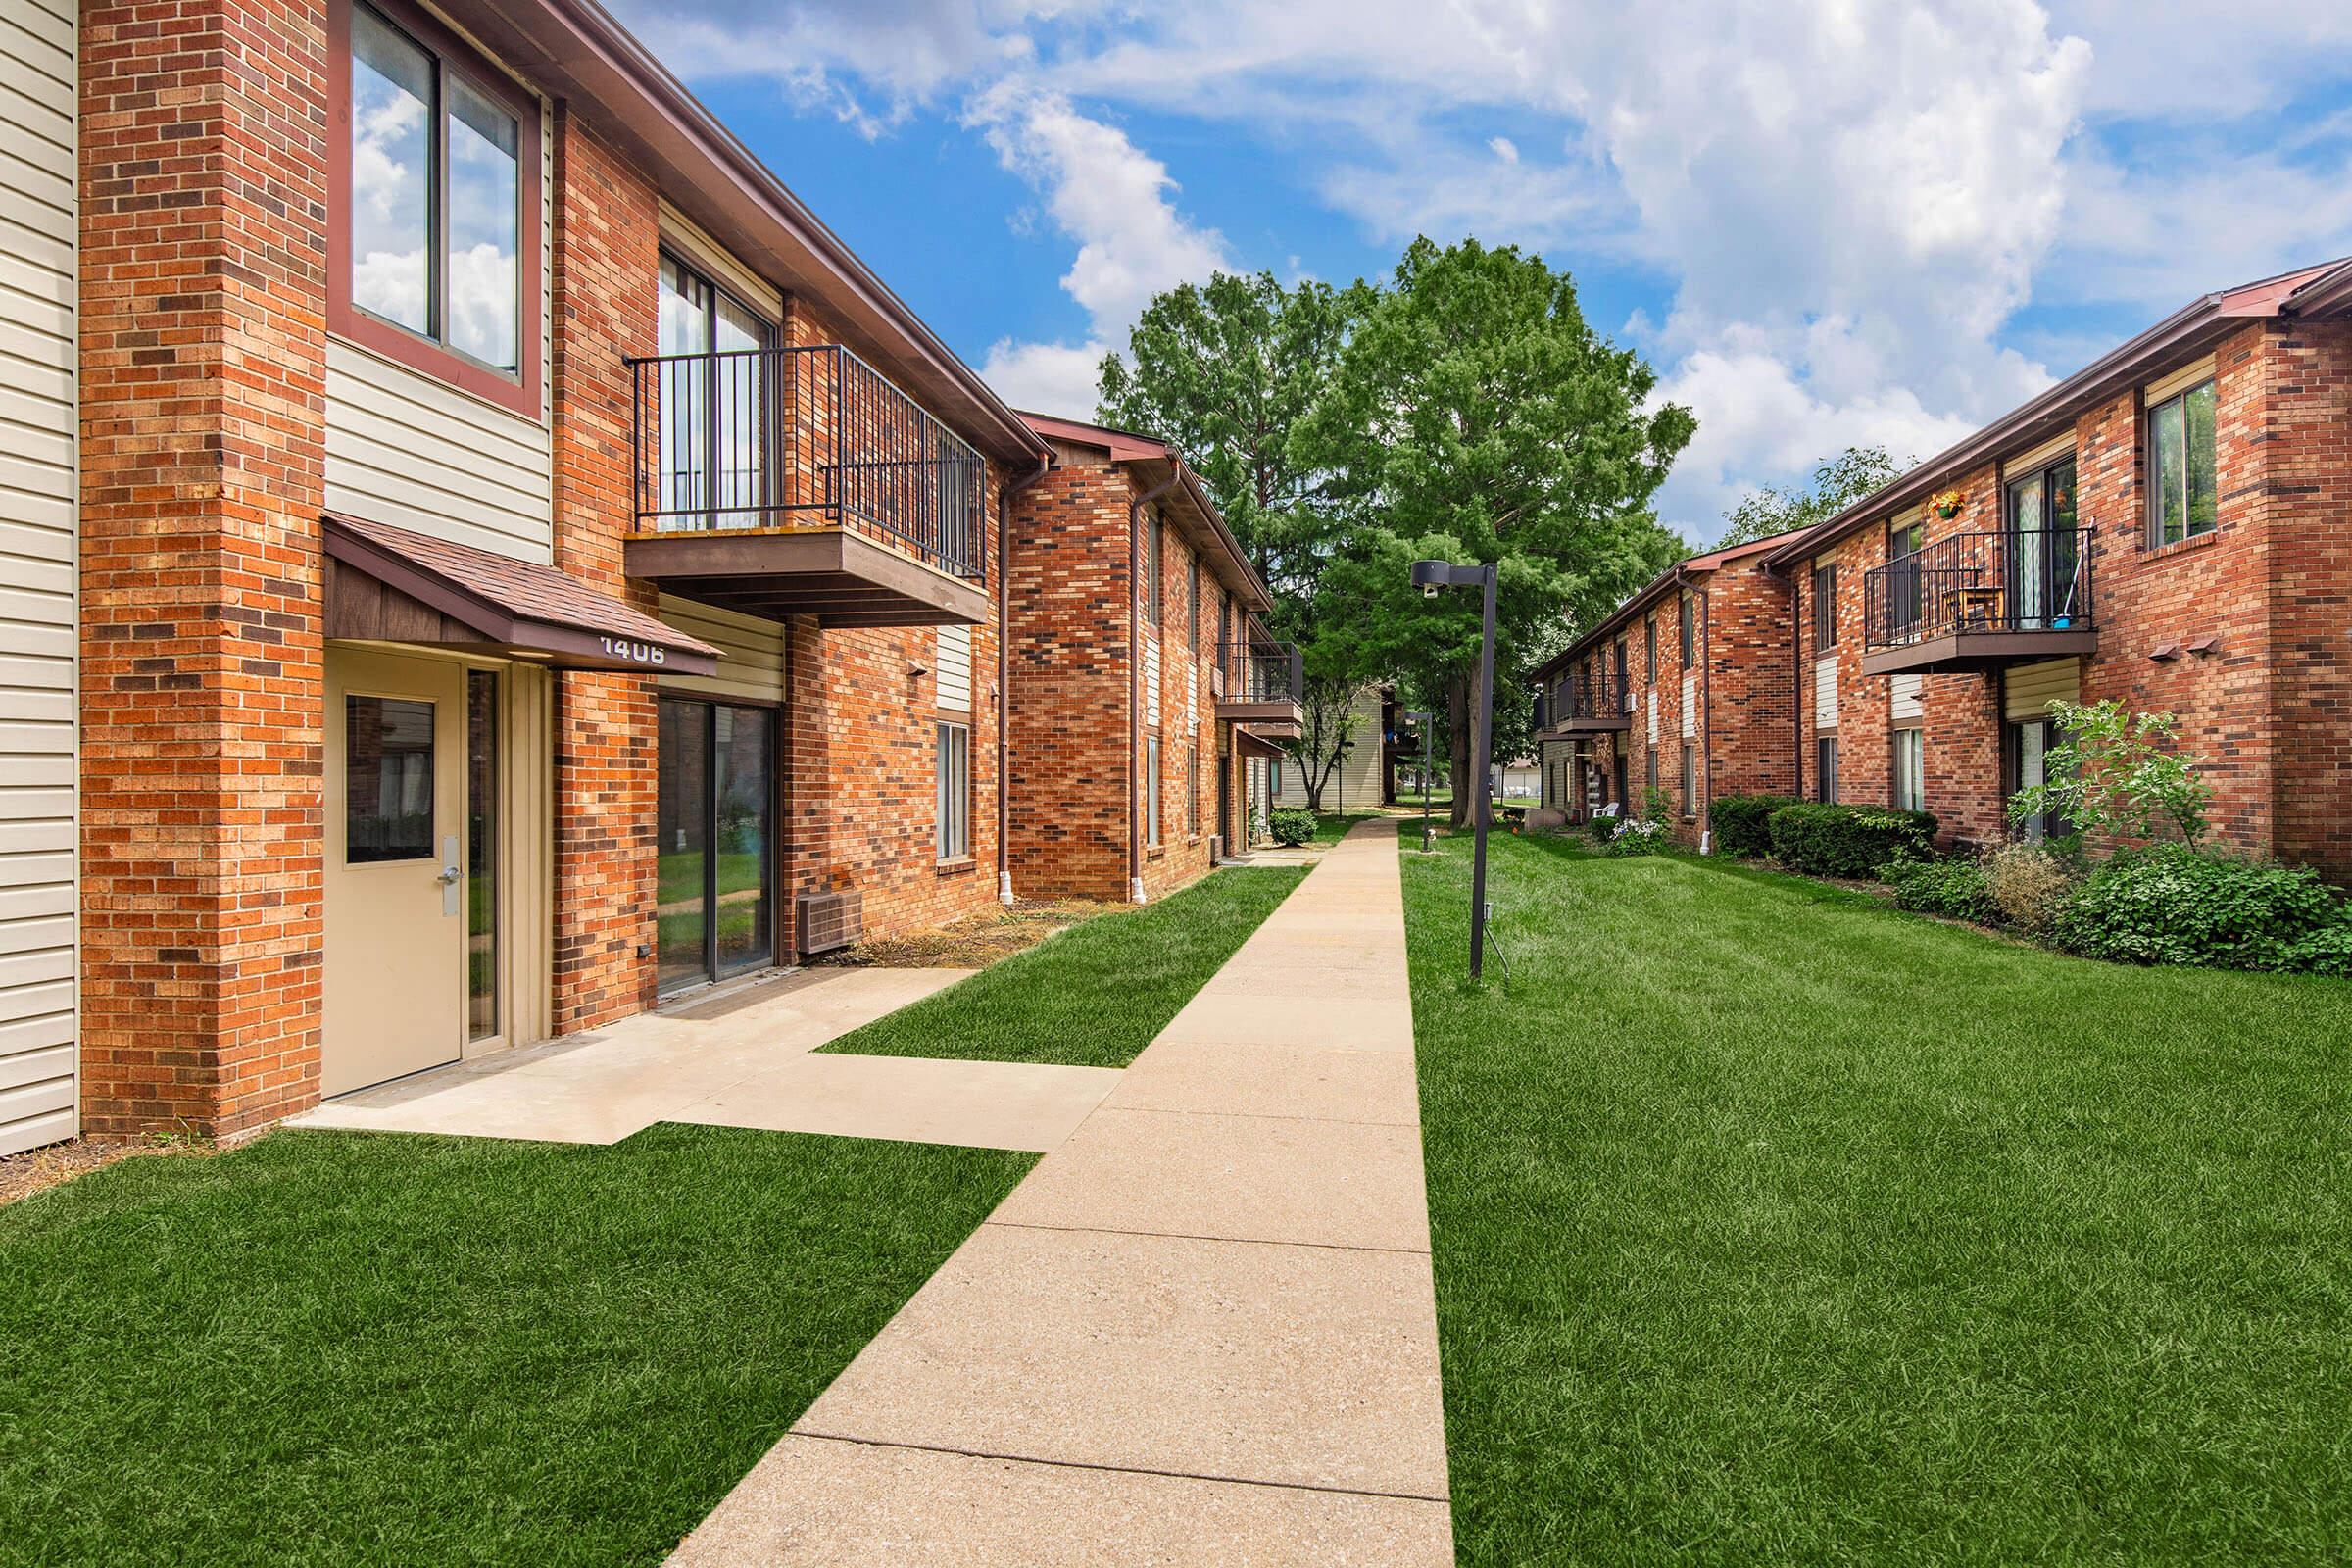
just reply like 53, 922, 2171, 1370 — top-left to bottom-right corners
611, 0, 2352, 545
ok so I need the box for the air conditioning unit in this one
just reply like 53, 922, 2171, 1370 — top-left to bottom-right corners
796, 889, 863, 956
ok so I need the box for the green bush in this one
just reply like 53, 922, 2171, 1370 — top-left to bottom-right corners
1268, 808, 1317, 847
1582, 813, 1619, 848
2053, 843, 2344, 971
1601, 817, 1667, 857
1712, 794, 1795, 858
1883, 855, 1994, 923
1766, 802, 1937, 879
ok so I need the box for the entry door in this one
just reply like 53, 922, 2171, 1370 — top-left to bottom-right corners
324, 649, 467, 1095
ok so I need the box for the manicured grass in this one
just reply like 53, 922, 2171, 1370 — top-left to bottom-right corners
1313, 810, 1381, 843
0, 1124, 1030, 1566
821, 866, 1305, 1068
1402, 830, 2352, 1565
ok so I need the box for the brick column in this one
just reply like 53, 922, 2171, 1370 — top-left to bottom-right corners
78, 0, 332, 1139
548, 105, 660, 1030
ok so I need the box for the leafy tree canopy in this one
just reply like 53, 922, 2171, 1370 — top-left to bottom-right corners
1718, 444, 1914, 548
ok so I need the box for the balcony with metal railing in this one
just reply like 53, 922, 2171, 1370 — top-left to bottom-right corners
1532, 667, 1629, 737
1861, 527, 2097, 675
1214, 639, 1304, 730
621, 343, 989, 627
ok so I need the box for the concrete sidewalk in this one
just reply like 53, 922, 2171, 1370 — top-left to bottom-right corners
671, 820, 1451, 1566
289, 967, 1119, 1153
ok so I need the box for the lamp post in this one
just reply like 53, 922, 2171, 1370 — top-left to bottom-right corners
1409, 559, 1499, 979
1403, 710, 1435, 852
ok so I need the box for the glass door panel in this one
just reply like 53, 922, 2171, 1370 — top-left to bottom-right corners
712, 705, 773, 977
658, 698, 711, 993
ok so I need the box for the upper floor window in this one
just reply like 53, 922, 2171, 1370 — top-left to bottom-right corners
1811, 564, 1838, 648
334, 0, 540, 416
1678, 593, 1694, 665
2147, 378, 2217, 546
1644, 617, 1656, 681
652, 253, 773, 528
1188, 554, 1200, 645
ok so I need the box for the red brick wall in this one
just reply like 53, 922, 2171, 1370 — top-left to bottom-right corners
1142, 511, 1218, 898
548, 106, 661, 1031
779, 300, 1006, 942
78, 0, 332, 1139
1701, 558, 1799, 817
1004, 452, 1132, 900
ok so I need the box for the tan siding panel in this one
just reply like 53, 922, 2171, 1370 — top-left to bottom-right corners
1890, 672, 1924, 720
936, 623, 972, 712
1814, 657, 1838, 731
2004, 656, 2082, 723
654, 596, 786, 705
0, 0, 72, 1155
324, 339, 555, 562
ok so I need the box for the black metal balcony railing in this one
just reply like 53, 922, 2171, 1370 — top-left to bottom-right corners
1864, 527, 2094, 650
1535, 668, 1621, 729
1218, 640, 1303, 705
626, 343, 986, 581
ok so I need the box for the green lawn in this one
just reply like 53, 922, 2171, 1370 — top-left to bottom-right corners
0, 1125, 1030, 1566
1402, 830, 2352, 1565
821, 866, 1305, 1068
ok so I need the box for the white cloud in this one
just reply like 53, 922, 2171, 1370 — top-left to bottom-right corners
962, 82, 1233, 415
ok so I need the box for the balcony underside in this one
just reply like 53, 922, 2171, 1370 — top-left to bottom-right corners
1861, 627, 2097, 677
1535, 715, 1631, 741
1218, 698, 1303, 733
623, 528, 988, 628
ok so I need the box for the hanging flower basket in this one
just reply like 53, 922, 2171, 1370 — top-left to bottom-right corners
1928, 488, 1965, 520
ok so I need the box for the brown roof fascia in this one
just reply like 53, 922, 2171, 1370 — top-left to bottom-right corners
1533, 530, 1793, 681
1759, 256, 2351, 573
444, 0, 1047, 467
2287, 259, 2352, 318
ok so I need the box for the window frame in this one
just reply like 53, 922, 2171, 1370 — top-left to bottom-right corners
1890, 724, 1925, 812
1679, 741, 1696, 820
1187, 553, 1200, 646
1816, 735, 1839, 803
935, 720, 971, 862
2145, 376, 2219, 548
1145, 735, 1163, 847
1644, 616, 1656, 682
1145, 512, 1163, 625
329, 0, 544, 417
1678, 593, 1695, 666
1811, 564, 1838, 648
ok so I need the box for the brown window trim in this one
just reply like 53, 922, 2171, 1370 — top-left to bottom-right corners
328, 0, 546, 420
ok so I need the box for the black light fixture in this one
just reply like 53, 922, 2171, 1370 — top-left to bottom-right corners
1409, 559, 1499, 978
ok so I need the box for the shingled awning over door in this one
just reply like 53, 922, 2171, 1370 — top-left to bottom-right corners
324, 513, 721, 677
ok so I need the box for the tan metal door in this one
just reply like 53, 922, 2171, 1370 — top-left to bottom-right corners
323, 648, 467, 1096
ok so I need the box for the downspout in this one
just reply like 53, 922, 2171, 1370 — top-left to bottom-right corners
1128, 462, 1185, 905
1697, 574, 1714, 854
997, 453, 1052, 906
1789, 566, 1805, 799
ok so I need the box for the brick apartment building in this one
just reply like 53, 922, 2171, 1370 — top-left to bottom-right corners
0, 0, 1291, 1156
1531, 532, 1798, 846
1008, 415, 1302, 903
1536, 257, 2352, 879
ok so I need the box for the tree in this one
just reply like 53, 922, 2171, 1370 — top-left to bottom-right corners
1098, 270, 1371, 609
1301, 237, 1692, 825
1100, 270, 1377, 808
2008, 699, 2213, 852
1718, 444, 1912, 547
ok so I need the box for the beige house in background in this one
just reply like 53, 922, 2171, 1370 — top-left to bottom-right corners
1275, 684, 1388, 810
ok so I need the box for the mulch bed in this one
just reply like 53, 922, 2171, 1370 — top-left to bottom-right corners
0, 1136, 213, 1208
815, 899, 1128, 969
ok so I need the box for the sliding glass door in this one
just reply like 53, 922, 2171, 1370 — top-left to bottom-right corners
658, 697, 775, 993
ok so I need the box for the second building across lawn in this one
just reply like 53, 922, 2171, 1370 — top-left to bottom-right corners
821, 866, 1305, 1069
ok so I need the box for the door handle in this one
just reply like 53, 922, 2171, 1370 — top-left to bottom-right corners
436, 866, 463, 886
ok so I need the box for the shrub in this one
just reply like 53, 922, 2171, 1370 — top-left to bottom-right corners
1766, 802, 1937, 879
1268, 808, 1316, 847
1712, 794, 1795, 858
1883, 855, 1994, 923
1980, 843, 2074, 934
2284, 921, 2352, 978
2053, 843, 2343, 970
1602, 817, 1667, 857
2007, 698, 2213, 849
1582, 812, 1618, 848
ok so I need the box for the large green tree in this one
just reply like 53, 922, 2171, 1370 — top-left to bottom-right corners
1099, 270, 1374, 808
1302, 237, 1692, 824
1097, 270, 1370, 611
1718, 444, 1913, 547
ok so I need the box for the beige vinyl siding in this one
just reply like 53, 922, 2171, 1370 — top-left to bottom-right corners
322, 100, 554, 563
324, 339, 555, 563
656, 595, 786, 705
935, 623, 972, 712
0, 0, 75, 1155
1890, 671, 1924, 721
2004, 656, 2082, 723
1814, 657, 1839, 731
1144, 636, 1161, 727
1279, 684, 1385, 807
1680, 673, 1696, 739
